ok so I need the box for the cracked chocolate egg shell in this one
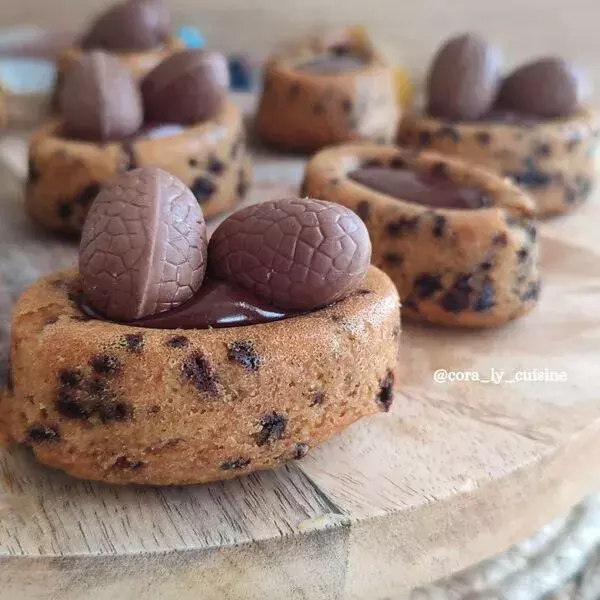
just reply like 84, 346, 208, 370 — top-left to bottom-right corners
208, 197, 372, 311
81, 0, 170, 52
497, 57, 583, 118
427, 33, 502, 120
59, 51, 143, 141
141, 50, 229, 124
79, 167, 208, 321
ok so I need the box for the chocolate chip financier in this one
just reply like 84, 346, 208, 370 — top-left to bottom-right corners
27, 50, 250, 235
302, 145, 540, 327
256, 28, 400, 152
2, 167, 400, 485
398, 33, 599, 217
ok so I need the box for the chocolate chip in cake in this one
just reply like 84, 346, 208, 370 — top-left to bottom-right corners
522, 280, 541, 302
99, 400, 132, 422
208, 155, 225, 175
221, 457, 251, 470
27, 424, 61, 443
414, 273, 443, 299
517, 247, 529, 263
376, 370, 394, 411
121, 333, 145, 353
418, 130, 432, 147
75, 183, 101, 206
437, 126, 460, 143
58, 202, 74, 221
386, 216, 420, 237
440, 274, 472, 313
432, 214, 447, 238
255, 412, 287, 446
356, 200, 371, 222
474, 280, 496, 312
292, 443, 309, 459
479, 260, 493, 271
166, 335, 189, 348
476, 131, 491, 146
227, 341, 261, 371
535, 143, 552, 158
113, 456, 145, 470
191, 176, 216, 204
310, 391, 325, 406
59, 369, 83, 388
492, 232, 508, 247
384, 252, 404, 265
182, 352, 219, 396
506, 159, 552, 188
56, 390, 95, 419
90, 354, 122, 375
188, 157, 199, 168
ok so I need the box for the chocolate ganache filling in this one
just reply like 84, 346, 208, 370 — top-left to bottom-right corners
297, 54, 368, 75
348, 166, 492, 209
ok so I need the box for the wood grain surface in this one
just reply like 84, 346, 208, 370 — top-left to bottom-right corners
1, 93, 600, 599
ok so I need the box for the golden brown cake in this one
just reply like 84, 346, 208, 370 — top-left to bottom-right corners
302, 144, 540, 327
255, 29, 400, 152
1, 266, 399, 485
26, 101, 251, 234
398, 108, 599, 217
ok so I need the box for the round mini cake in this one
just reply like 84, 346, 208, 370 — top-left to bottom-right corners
28, 49, 249, 235
3, 168, 400, 485
399, 108, 599, 218
256, 28, 400, 152
26, 102, 250, 234
52, 0, 184, 107
398, 33, 599, 217
302, 144, 540, 327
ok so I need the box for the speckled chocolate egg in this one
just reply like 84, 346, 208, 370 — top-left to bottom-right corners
59, 51, 143, 141
208, 197, 372, 311
427, 33, 502, 120
79, 167, 208, 321
497, 57, 583, 118
81, 0, 171, 52
141, 50, 230, 124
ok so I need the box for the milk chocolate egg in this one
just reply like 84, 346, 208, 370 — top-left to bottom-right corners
59, 51, 143, 141
427, 33, 502, 120
79, 167, 208, 321
497, 57, 583, 118
208, 197, 371, 311
81, 0, 170, 52
141, 50, 230, 124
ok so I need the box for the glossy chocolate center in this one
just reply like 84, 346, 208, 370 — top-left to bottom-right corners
82, 279, 299, 329
348, 166, 491, 210
297, 54, 367, 75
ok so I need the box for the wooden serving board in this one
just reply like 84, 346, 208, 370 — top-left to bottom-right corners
1, 103, 600, 600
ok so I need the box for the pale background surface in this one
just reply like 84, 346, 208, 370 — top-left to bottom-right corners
2, 0, 600, 99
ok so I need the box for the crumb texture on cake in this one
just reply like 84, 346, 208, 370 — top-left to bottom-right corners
1, 266, 399, 485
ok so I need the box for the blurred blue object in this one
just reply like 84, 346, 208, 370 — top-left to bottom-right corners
177, 26, 205, 49
228, 55, 254, 91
